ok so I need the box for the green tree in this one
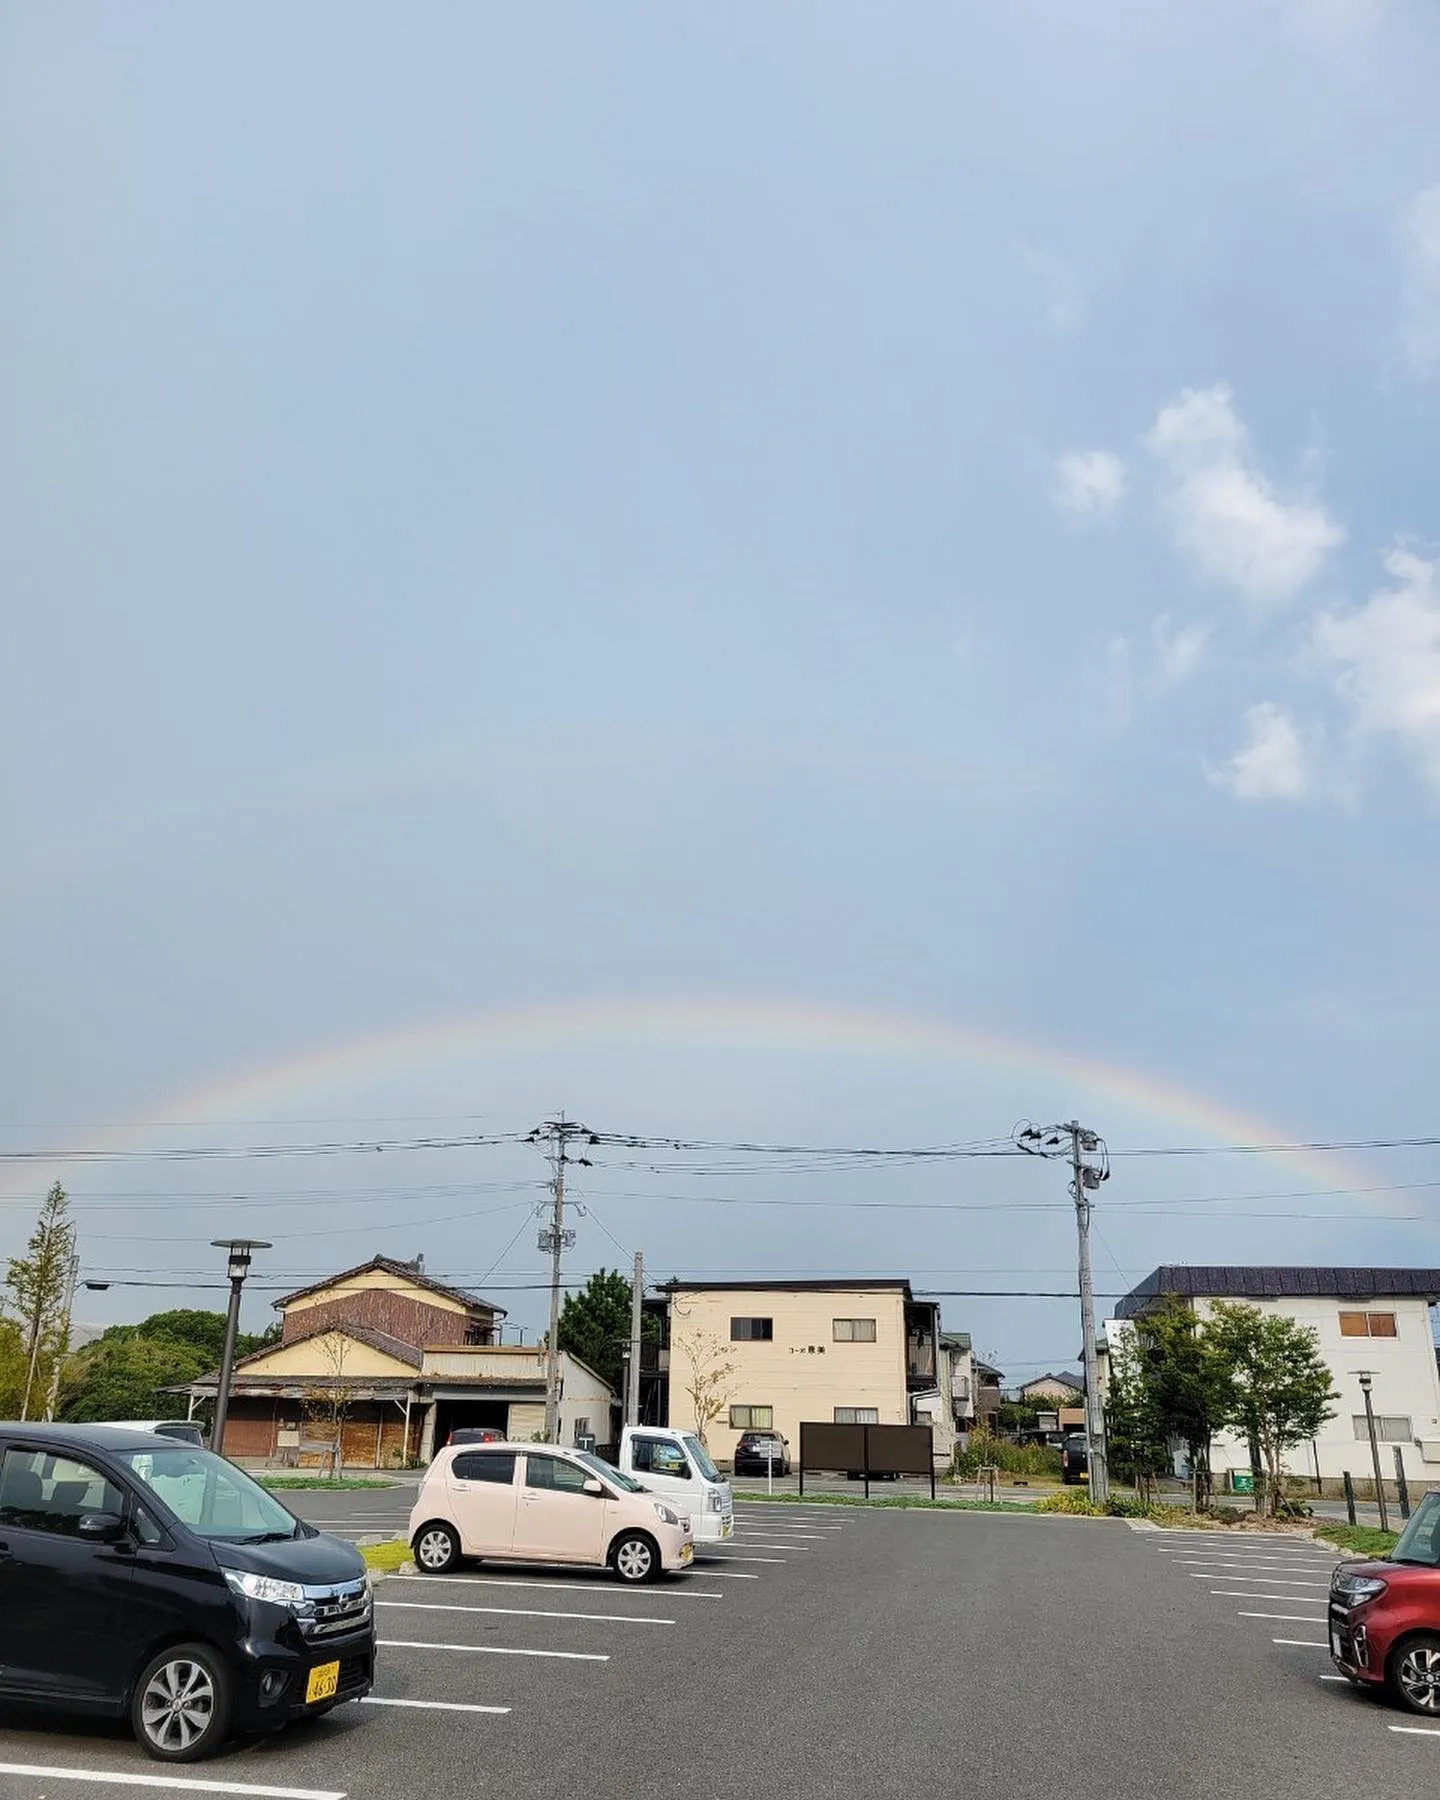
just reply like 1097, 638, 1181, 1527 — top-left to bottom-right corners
4, 1183, 76, 1420
556, 1269, 657, 1398
1132, 1294, 1233, 1510
1103, 1335, 1171, 1501
59, 1333, 213, 1423
1207, 1301, 1338, 1516
0, 1314, 28, 1417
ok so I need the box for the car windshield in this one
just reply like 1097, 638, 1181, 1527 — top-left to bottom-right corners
1389, 1491, 1440, 1567
117, 1445, 300, 1542
577, 1451, 645, 1493
682, 1434, 722, 1482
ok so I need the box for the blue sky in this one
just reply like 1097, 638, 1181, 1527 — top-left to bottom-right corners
2, 2, 1438, 1373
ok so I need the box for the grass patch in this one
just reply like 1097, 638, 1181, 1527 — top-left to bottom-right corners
1314, 1522, 1398, 1558
359, 1539, 412, 1574
258, 1476, 399, 1491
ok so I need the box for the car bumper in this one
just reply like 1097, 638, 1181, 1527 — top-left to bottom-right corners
1327, 1606, 1385, 1687
691, 1511, 734, 1542
230, 1621, 376, 1729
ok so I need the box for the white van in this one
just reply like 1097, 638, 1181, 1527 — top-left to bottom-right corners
609, 1426, 734, 1541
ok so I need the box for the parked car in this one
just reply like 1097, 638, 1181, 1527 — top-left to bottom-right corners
446, 1426, 506, 1448
92, 1419, 205, 1448
1061, 1433, 1089, 1484
733, 1431, 791, 1477
0, 1422, 373, 1762
409, 1443, 694, 1584
1329, 1488, 1440, 1713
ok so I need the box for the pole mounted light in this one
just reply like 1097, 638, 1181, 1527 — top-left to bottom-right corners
211, 1239, 271, 1458
1352, 1369, 1390, 1532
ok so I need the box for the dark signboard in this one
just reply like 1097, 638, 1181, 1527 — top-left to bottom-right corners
798, 1421, 935, 1498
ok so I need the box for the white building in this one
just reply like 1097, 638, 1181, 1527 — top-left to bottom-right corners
1112, 1266, 1440, 1499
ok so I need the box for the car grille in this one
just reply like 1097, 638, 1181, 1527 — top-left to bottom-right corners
303, 1578, 372, 1640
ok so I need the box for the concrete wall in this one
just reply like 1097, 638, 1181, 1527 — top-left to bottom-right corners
666, 1287, 910, 1466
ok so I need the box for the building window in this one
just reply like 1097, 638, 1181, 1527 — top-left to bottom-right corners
730, 1405, 773, 1430
1339, 1311, 1398, 1337
834, 1406, 880, 1425
1352, 1415, 1413, 1443
730, 1317, 774, 1341
833, 1318, 877, 1342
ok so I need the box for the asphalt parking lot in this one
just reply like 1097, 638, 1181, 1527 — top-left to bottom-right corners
4, 1500, 1440, 1800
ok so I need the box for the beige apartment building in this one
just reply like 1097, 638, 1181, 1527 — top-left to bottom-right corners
660, 1280, 942, 1469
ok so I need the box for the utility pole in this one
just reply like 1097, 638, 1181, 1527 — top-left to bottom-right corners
529, 1117, 592, 1444
42, 1252, 81, 1422
626, 1249, 645, 1427
1016, 1119, 1111, 1505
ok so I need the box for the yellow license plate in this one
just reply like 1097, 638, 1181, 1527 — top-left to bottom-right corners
305, 1661, 340, 1705
680, 1542, 693, 1562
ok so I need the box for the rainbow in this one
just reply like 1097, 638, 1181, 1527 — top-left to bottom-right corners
0, 996, 1374, 1202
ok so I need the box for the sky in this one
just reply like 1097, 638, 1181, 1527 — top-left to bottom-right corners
3, 1, 1439, 1379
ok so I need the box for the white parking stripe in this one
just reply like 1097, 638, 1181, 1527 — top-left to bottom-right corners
390, 1574, 723, 1600
0, 1769, 344, 1800
686, 1568, 759, 1578
379, 1638, 608, 1662
1390, 1726, 1440, 1737
1237, 1611, 1328, 1623
731, 1531, 829, 1540
1162, 1558, 1338, 1572
1273, 1638, 1328, 1647
379, 1600, 674, 1625
726, 1541, 811, 1551
362, 1696, 510, 1715
695, 1554, 786, 1565
1212, 1591, 1334, 1603
1190, 1574, 1329, 1588
1320, 1676, 1349, 1683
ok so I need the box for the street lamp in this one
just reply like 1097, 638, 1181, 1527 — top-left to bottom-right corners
1353, 1371, 1391, 1533
211, 1239, 271, 1458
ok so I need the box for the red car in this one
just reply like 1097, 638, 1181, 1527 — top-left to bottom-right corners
1329, 1489, 1440, 1715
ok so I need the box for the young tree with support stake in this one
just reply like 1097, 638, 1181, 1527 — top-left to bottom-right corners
1207, 1301, 1338, 1517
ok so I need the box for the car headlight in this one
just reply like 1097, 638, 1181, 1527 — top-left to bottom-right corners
224, 1569, 307, 1607
1332, 1574, 1387, 1605
653, 1503, 681, 1526
706, 1490, 724, 1511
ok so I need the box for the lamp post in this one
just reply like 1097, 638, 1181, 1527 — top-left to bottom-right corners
1355, 1371, 1390, 1532
211, 1240, 270, 1458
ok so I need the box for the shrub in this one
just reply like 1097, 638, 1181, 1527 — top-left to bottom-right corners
952, 1430, 1063, 1481
1035, 1489, 1104, 1515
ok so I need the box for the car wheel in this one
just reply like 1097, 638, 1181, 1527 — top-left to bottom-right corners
1391, 1635, 1440, 1715
132, 1643, 232, 1763
612, 1531, 660, 1584
413, 1521, 462, 1574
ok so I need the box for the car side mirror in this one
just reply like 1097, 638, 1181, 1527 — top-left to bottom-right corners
77, 1511, 127, 1544
582, 1477, 605, 1497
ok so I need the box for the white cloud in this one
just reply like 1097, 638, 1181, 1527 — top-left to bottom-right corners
1211, 703, 1310, 801
1055, 449, 1126, 520
1397, 185, 1440, 377
1145, 384, 1345, 606
1152, 615, 1211, 687
1313, 547, 1440, 788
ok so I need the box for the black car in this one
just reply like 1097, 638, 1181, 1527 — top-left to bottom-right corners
732, 1431, 791, 1477
0, 1422, 374, 1762
446, 1426, 506, 1448
1060, 1432, 1090, 1485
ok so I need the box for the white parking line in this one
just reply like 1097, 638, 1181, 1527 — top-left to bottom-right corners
1390, 1726, 1440, 1737
1212, 1591, 1333, 1603
1237, 1611, 1328, 1623
725, 1541, 811, 1552
1161, 1558, 1338, 1572
362, 1696, 511, 1715
1190, 1574, 1329, 1588
733, 1519, 843, 1530
1272, 1638, 1328, 1648
379, 1600, 675, 1625
0, 1769, 344, 1800
1320, 1675, 1348, 1683
695, 1554, 786, 1565
685, 1567, 759, 1578
731, 1531, 829, 1541
379, 1638, 608, 1662
390, 1574, 723, 1600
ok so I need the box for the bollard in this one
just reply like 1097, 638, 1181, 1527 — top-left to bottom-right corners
1394, 1446, 1411, 1522
1343, 1470, 1357, 1526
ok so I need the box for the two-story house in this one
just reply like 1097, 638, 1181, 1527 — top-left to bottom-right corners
657, 1279, 942, 1470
